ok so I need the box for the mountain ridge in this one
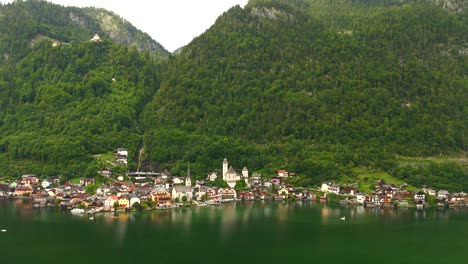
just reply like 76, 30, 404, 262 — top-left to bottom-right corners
0, 0, 169, 63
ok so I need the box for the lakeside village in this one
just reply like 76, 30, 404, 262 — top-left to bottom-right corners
0, 150, 467, 214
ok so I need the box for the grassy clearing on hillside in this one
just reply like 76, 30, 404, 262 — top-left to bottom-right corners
94, 152, 117, 168
339, 168, 415, 193
70, 178, 81, 184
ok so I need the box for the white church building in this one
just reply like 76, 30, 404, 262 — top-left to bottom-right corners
222, 158, 249, 188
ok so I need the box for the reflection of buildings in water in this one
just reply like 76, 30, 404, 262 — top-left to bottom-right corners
246, 201, 263, 221
114, 219, 127, 248
14, 199, 24, 207
295, 201, 303, 208
320, 205, 340, 224
241, 201, 253, 224
150, 210, 171, 223
206, 206, 218, 223
263, 202, 271, 218
35, 207, 53, 222
356, 205, 365, 216
100, 212, 130, 248
276, 202, 289, 224
434, 208, 450, 221
414, 208, 426, 220
346, 206, 354, 219
380, 208, 397, 218
171, 208, 192, 236
219, 203, 237, 241
117, 213, 130, 223
365, 206, 380, 215
15, 199, 33, 218
101, 212, 129, 225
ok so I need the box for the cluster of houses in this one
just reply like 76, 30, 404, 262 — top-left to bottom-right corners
1, 158, 466, 212
320, 181, 468, 208
0, 159, 309, 211
0, 164, 240, 211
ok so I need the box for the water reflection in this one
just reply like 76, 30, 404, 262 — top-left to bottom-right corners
320, 204, 342, 224
171, 208, 192, 238
1, 199, 466, 232
1, 199, 467, 264
114, 218, 127, 248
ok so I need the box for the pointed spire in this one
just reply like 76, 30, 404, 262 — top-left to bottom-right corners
187, 162, 191, 179
186, 162, 192, 187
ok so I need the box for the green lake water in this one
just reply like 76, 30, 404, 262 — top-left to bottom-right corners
0, 199, 467, 264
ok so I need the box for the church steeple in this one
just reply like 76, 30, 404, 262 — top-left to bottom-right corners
185, 162, 192, 187
223, 158, 228, 180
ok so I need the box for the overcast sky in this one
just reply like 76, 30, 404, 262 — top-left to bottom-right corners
0, 0, 249, 51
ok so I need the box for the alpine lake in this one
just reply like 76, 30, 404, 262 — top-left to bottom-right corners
0, 199, 467, 264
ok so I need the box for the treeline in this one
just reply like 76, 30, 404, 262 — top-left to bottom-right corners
392, 162, 467, 191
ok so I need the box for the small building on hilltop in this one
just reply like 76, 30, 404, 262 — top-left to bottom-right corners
116, 148, 128, 165
90, 34, 102, 42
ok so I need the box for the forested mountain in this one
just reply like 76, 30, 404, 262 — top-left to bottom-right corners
143, 0, 467, 190
0, 0, 164, 177
0, 0, 169, 63
0, 0, 466, 191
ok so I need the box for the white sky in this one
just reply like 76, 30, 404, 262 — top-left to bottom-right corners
0, 0, 249, 51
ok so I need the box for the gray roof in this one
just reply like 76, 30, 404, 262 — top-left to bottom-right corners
228, 166, 237, 174
173, 186, 192, 192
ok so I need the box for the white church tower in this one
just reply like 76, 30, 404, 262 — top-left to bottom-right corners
242, 167, 250, 187
185, 162, 191, 187
222, 158, 228, 180
242, 167, 248, 178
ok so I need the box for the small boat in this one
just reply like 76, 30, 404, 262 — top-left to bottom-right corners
340, 216, 346, 221
1, 229, 7, 232
88, 216, 94, 220
70, 208, 85, 214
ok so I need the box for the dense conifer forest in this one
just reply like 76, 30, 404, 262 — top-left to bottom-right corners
0, 0, 466, 191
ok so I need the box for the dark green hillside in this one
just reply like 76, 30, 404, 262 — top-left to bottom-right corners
0, 0, 167, 178
143, 0, 467, 190
0, 0, 167, 177
0, 0, 465, 191
0, 39, 162, 177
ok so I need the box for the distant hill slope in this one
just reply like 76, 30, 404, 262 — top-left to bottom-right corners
143, 0, 466, 190
0, 0, 169, 63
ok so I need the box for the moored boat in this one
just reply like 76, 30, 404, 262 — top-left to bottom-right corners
70, 208, 85, 214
